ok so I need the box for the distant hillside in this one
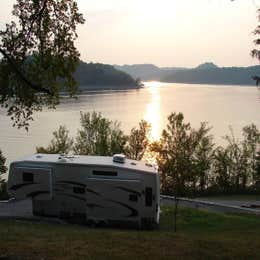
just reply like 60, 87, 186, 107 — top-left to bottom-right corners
162, 64, 260, 86
74, 62, 141, 90
114, 62, 260, 86
195, 62, 219, 70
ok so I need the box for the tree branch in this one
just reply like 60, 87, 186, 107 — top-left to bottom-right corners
0, 48, 53, 95
27, 0, 49, 39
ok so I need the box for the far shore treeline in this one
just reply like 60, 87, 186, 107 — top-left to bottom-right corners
1, 111, 259, 199
115, 63, 260, 86
74, 61, 142, 90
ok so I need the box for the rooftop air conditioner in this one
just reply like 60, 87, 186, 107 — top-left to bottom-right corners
113, 154, 126, 164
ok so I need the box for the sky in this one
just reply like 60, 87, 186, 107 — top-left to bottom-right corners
1, 0, 260, 67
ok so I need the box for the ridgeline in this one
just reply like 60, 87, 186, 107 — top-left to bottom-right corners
115, 62, 260, 86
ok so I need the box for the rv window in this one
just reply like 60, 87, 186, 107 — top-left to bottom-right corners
73, 187, 85, 194
145, 187, 153, 207
93, 170, 117, 176
23, 172, 34, 182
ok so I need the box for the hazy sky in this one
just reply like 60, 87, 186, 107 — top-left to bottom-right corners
1, 0, 260, 67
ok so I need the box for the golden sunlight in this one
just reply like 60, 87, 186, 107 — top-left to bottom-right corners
144, 81, 161, 141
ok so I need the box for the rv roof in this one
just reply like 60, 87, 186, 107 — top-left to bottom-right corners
15, 154, 157, 174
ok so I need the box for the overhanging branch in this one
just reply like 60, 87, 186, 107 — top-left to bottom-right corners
27, 0, 48, 39
0, 48, 53, 95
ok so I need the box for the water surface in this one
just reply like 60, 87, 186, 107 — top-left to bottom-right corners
0, 82, 259, 170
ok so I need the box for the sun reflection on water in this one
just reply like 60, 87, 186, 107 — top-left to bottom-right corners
143, 81, 162, 164
144, 81, 161, 141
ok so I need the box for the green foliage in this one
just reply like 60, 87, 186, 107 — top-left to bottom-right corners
0, 0, 85, 129
0, 149, 8, 200
36, 125, 73, 154
192, 123, 215, 193
150, 114, 259, 196
252, 9, 260, 85
151, 113, 213, 196
212, 125, 260, 193
256, 151, 260, 188
242, 124, 260, 187
0, 149, 7, 177
35, 112, 259, 197
73, 112, 127, 156
212, 146, 233, 193
124, 120, 150, 160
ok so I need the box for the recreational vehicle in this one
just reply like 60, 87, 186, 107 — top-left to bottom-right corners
8, 154, 160, 229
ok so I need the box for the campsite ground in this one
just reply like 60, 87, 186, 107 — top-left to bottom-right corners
0, 207, 260, 260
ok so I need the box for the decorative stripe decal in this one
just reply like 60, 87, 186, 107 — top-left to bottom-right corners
9, 182, 38, 191
108, 200, 138, 218
86, 188, 100, 196
57, 181, 86, 187
115, 186, 141, 196
27, 191, 49, 198
86, 203, 104, 209
56, 192, 86, 202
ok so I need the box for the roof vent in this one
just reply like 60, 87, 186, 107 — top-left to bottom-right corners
113, 154, 126, 164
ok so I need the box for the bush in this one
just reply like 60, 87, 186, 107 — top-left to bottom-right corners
0, 149, 8, 200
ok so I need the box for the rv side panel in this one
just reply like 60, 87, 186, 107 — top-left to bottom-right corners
8, 165, 52, 200
86, 177, 143, 225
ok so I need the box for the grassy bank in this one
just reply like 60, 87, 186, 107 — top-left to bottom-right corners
0, 207, 260, 259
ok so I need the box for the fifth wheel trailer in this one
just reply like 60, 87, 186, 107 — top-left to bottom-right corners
7, 154, 160, 229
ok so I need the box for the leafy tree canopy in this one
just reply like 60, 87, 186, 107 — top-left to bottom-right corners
124, 120, 151, 161
0, 149, 7, 179
252, 8, 260, 85
0, 0, 85, 129
36, 125, 73, 154
151, 112, 213, 196
74, 112, 127, 156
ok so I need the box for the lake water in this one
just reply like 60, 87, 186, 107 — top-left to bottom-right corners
0, 82, 259, 172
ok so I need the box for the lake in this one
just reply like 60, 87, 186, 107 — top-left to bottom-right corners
0, 82, 259, 172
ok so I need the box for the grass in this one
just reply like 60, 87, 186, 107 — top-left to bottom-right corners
0, 207, 260, 259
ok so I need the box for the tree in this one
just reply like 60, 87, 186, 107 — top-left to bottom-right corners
255, 151, 260, 188
124, 120, 150, 160
74, 112, 127, 156
151, 113, 213, 231
241, 124, 260, 187
0, 0, 85, 129
212, 125, 260, 193
36, 125, 73, 154
193, 123, 215, 193
0, 149, 7, 179
252, 8, 260, 85
224, 129, 249, 191
212, 146, 233, 193
0, 149, 8, 199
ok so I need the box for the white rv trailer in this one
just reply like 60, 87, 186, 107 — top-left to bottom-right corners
8, 154, 160, 229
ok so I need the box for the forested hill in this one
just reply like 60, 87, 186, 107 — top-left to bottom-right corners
115, 62, 260, 86
161, 64, 260, 86
74, 62, 141, 90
